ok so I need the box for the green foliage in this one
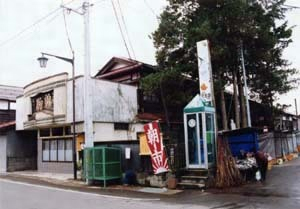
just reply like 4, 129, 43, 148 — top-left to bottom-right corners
142, 0, 297, 115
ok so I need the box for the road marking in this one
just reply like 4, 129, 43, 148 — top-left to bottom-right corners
0, 178, 160, 202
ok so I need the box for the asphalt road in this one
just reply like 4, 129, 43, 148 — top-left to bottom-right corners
0, 178, 207, 209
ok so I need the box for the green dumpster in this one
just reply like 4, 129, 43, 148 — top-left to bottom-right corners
84, 147, 122, 187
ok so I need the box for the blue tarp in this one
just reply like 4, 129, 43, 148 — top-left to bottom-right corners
223, 128, 259, 157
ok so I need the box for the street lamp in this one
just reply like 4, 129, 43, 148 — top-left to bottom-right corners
37, 52, 77, 180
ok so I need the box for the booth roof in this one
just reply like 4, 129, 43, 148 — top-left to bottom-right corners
184, 94, 215, 113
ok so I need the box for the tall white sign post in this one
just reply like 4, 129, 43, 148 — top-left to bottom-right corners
197, 40, 215, 106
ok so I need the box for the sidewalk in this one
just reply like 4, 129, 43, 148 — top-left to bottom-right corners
0, 170, 183, 197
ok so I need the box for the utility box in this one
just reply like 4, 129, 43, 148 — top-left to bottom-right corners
84, 147, 122, 187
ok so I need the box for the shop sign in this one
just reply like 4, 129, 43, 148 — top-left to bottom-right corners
143, 121, 169, 174
31, 90, 54, 113
197, 40, 213, 102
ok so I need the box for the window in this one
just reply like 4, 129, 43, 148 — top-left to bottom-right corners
65, 140, 73, 161
50, 140, 57, 161
0, 100, 8, 110
9, 102, 16, 110
42, 139, 73, 162
114, 123, 129, 130
58, 140, 65, 161
52, 127, 64, 136
42, 140, 50, 161
40, 129, 50, 137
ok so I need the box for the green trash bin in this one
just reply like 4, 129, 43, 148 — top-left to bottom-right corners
84, 147, 121, 187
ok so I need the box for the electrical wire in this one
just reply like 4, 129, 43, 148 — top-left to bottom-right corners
143, 0, 159, 21
0, 0, 78, 48
62, 1, 74, 55
0, 8, 61, 48
111, 0, 131, 59
283, 4, 300, 9
116, 0, 136, 59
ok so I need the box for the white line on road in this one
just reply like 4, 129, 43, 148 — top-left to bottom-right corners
0, 178, 160, 202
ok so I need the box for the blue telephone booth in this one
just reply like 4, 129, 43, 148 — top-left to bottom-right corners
184, 94, 216, 169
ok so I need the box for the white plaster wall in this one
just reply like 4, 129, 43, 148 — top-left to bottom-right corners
92, 79, 137, 122
24, 73, 68, 94
66, 77, 84, 123
93, 122, 144, 142
0, 136, 7, 172
16, 97, 25, 130
16, 73, 70, 130
54, 86, 67, 116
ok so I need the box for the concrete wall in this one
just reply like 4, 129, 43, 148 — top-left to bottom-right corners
0, 135, 7, 172
92, 79, 138, 122
93, 122, 144, 142
37, 138, 73, 173
7, 157, 36, 172
66, 78, 138, 124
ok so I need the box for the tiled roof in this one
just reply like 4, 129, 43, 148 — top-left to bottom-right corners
136, 113, 166, 121
0, 85, 23, 101
0, 121, 15, 129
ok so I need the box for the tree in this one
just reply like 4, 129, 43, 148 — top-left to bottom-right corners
142, 0, 297, 130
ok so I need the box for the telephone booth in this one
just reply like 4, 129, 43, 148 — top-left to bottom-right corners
184, 94, 216, 169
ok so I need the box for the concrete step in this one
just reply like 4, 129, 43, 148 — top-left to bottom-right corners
180, 179, 206, 185
181, 175, 208, 180
184, 169, 209, 176
177, 182, 205, 189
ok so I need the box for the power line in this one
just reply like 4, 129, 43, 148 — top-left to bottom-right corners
1, 11, 63, 52
0, 8, 61, 48
143, 0, 159, 22
116, 0, 136, 59
62, 7, 74, 54
111, 0, 131, 59
283, 4, 300, 9
0, 0, 78, 48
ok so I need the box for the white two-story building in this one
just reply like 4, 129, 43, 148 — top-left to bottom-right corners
16, 72, 145, 173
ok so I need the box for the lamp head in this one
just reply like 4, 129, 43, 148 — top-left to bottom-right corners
37, 54, 48, 68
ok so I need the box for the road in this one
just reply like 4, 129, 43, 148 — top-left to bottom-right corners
0, 178, 207, 209
1, 158, 300, 209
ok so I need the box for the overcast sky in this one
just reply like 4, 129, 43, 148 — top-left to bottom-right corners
0, 0, 299, 112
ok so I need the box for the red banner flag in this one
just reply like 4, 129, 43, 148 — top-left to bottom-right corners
144, 121, 169, 174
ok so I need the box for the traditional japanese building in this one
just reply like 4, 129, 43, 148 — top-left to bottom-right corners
0, 85, 36, 172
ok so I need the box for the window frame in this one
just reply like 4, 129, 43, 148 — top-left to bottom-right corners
42, 138, 73, 163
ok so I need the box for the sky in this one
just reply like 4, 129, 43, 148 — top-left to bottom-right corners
0, 0, 299, 113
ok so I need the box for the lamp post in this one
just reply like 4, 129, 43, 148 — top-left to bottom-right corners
37, 51, 77, 180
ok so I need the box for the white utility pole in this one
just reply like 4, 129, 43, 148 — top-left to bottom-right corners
240, 41, 252, 127
82, 1, 94, 148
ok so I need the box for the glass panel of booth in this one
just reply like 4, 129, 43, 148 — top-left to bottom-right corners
198, 113, 205, 165
206, 113, 215, 164
187, 114, 198, 165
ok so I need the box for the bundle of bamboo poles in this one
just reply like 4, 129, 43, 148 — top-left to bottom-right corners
215, 135, 243, 188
